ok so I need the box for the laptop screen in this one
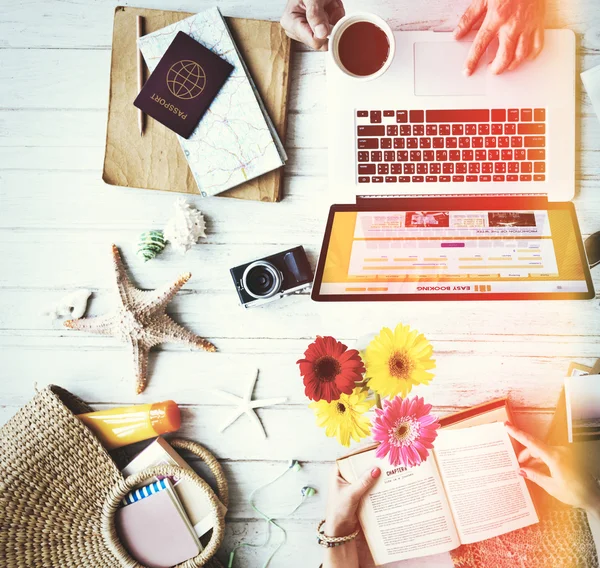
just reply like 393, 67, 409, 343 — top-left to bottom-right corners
312, 200, 594, 301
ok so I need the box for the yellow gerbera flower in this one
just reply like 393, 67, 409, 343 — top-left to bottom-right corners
309, 388, 375, 447
364, 324, 435, 399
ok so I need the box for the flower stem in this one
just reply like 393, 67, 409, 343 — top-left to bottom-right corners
375, 394, 382, 409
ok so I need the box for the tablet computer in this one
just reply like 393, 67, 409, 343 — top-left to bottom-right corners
311, 196, 594, 301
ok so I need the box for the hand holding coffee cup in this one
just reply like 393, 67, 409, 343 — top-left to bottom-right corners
279, 0, 346, 51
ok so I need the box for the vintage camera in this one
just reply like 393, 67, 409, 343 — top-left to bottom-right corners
230, 246, 313, 308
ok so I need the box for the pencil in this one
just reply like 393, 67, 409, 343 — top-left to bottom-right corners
136, 15, 145, 136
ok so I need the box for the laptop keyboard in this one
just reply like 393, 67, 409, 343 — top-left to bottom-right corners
355, 109, 546, 184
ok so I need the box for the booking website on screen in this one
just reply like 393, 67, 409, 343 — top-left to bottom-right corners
319, 209, 589, 296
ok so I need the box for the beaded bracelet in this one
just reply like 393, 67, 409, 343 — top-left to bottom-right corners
316, 519, 360, 548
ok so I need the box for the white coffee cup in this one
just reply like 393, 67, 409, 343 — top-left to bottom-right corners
328, 13, 395, 81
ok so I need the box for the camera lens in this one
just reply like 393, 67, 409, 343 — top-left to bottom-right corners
242, 261, 283, 299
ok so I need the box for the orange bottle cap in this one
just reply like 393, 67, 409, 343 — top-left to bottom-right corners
149, 400, 181, 435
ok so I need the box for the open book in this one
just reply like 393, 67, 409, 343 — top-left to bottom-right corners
338, 418, 538, 565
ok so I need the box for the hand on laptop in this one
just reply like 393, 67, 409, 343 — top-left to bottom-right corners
280, 0, 345, 51
505, 422, 600, 517
454, 0, 545, 76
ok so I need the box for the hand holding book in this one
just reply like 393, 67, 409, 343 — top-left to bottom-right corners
321, 394, 600, 568
325, 465, 381, 537
506, 421, 600, 518
322, 465, 381, 568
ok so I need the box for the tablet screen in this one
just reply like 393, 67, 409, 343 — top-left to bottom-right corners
313, 202, 594, 301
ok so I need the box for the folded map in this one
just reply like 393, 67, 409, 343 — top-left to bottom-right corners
138, 7, 287, 196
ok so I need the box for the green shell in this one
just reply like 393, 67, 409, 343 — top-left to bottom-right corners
137, 230, 166, 262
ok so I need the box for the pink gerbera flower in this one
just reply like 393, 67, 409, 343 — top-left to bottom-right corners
371, 395, 440, 468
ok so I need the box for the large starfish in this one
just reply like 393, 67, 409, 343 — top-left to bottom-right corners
65, 244, 216, 394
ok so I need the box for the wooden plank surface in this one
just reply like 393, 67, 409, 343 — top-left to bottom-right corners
1, 0, 600, 566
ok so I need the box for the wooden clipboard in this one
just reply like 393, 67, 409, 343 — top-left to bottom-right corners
102, 6, 291, 202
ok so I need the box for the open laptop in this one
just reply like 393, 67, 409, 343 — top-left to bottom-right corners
312, 29, 594, 301
327, 30, 575, 200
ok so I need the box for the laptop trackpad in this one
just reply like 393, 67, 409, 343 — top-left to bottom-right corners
414, 41, 488, 96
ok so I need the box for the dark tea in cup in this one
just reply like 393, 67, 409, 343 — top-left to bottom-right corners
338, 21, 390, 77
330, 14, 395, 80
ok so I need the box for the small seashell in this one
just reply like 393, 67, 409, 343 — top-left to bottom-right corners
163, 198, 207, 254
137, 230, 166, 262
43, 289, 92, 320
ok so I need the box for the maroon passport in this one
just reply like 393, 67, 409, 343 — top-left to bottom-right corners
134, 31, 234, 139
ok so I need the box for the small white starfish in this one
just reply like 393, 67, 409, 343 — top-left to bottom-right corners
211, 370, 286, 439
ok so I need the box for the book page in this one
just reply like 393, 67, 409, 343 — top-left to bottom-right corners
338, 449, 460, 565
434, 422, 538, 545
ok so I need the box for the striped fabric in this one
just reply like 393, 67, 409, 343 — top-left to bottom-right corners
122, 478, 169, 507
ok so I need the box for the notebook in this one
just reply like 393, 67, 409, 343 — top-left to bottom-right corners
137, 7, 287, 197
546, 359, 600, 445
115, 478, 201, 568
122, 478, 171, 506
565, 374, 600, 443
122, 437, 227, 538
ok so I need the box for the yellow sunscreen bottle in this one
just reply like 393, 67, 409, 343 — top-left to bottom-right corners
77, 401, 181, 450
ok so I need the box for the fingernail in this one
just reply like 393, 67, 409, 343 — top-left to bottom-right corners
463, 68, 472, 77
371, 467, 381, 479
519, 469, 527, 478
315, 24, 328, 39
453, 27, 460, 38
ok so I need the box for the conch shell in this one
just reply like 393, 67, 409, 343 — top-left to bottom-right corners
164, 198, 207, 254
137, 230, 166, 262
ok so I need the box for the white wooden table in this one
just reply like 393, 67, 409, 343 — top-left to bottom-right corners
1, 0, 599, 566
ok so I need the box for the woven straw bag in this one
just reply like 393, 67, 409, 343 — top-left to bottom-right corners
0, 385, 228, 568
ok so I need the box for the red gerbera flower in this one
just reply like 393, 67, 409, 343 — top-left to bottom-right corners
297, 336, 365, 403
